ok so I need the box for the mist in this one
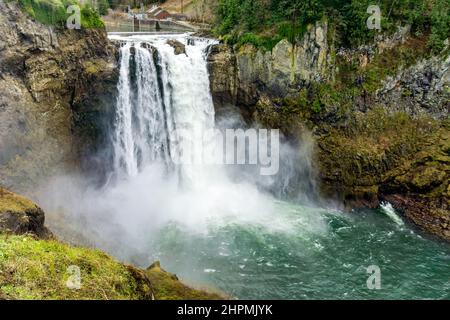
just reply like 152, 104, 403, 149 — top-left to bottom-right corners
34, 33, 322, 271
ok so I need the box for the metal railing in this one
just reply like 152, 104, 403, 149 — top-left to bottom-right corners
104, 18, 195, 33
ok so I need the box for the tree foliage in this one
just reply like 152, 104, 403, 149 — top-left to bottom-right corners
215, 0, 450, 51
17, 0, 106, 28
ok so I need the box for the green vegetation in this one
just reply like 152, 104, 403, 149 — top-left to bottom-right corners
145, 262, 224, 300
97, 0, 109, 15
271, 34, 430, 117
215, 0, 449, 51
429, 0, 450, 52
317, 109, 449, 198
250, 28, 440, 146
0, 188, 37, 214
0, 234, 149, 299
0, 233, 225, 300
16, 0, 106, 28
0, 189, 224, 300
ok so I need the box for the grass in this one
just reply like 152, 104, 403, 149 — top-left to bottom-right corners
145, 262, 224, 300
0, 189, 226, 300
0, 188, 38, 214
0, 233, 147, 300
220, 19, 311, 52
15, 0, 104, 28
235, 32, 284, 52
0, 233, 226, 300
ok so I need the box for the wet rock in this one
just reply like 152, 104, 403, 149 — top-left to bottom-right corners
383, 194, 450, 241
207, 44, 238, 107
145, 261, 226, 300
167, 39, 186, 55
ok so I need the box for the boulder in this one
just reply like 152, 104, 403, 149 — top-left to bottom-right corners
167, 39, 186, 55
0, 188, 51, 238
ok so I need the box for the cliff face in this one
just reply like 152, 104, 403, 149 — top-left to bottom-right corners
377, 55, 450, 119
208, 23, 450, 240
0, 2, 118, 191
209, 24, 449, 121
208, 22, 331, 117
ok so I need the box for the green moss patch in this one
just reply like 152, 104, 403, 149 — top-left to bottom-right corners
145, 262, 225, 300
317, 109, 449, 205
16, 0, 105, 28
0, 233, 148, 300
0, 232, 226, 300
0, 188, 38, 214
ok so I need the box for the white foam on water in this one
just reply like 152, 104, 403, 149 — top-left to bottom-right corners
380, 201, 405, 226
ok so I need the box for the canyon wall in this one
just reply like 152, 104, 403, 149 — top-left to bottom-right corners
0, 2, 118, 191
208, 22, 331, 119
208, 22, 450, 240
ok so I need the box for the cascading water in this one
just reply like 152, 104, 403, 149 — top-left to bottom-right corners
37, 33, 450, 300
112, 35, 218, 187
114, 42, 136, 177
113, 41, 171, 179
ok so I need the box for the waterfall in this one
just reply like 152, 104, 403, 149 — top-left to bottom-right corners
114, 42, 137, 177
112, 35, 217, 185
32, 35, 450, 301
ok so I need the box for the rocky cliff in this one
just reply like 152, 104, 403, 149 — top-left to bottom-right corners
0, 2, 118, 192
208, 22, 331, 118
208, 22, 450, 241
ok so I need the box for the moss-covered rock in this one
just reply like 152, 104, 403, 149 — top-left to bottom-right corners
0, 189, 226, 300
0, 234, 152, 300
0, 234, 227, 300
0, 188, 51, 238
145, 261, 224, 300
317, 112, 449, 240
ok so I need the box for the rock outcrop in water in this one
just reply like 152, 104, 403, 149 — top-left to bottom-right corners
167, 39, 187, 55
208, 22, 450, 241
0, 2, 118, 191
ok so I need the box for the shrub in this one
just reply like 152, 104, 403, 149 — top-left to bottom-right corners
428, 0, 450, 53
215, 0, 449, 49
17, 0, 105, 28
236, 32, 283, 51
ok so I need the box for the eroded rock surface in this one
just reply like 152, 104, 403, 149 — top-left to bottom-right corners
208, 22, 331, 112
0, 2, 118, 191
208, 21, 450, 241
167, 39, 186, 55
